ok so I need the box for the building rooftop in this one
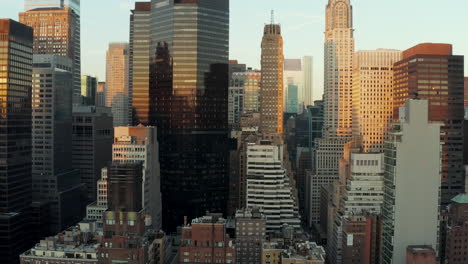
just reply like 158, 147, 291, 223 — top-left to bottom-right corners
263, 240, 326, 262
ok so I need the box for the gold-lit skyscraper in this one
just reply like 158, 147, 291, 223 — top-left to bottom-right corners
260, 19, 284, 134
19, 3, 81, 103
352, 49, 401, 152
324, 0, 354, 137
106, 43, 130, 127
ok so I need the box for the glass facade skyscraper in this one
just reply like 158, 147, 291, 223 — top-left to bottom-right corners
0, 19, 33, 264
150, 0, 229, 231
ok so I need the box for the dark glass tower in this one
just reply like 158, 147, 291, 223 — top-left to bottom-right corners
150, 0, 229, 231
0, 19, 33, 264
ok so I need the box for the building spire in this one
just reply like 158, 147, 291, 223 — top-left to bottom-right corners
271, 10, 274, 24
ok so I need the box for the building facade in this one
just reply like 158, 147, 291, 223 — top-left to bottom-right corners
445, 194, 468, 264
0, 19, 34, 264
72, 105, 113, 203
406, 246, 437, 264
106, 42, 130, 127
179, 214, 236, 264
32, 54, 84, 233
235, 208, 266, 264
228, 78, 244, 130
19, 2, 81, 103
393, 43, 465, 206
382, 99, 441, 264
284, 59, 302, 112
130, 2, 151, 125
324, 0, 354, 137
352, 49, 401, 152
260, 22, 284, 134
81, 75, 97, 105
113, 126, 162, 229
96, 82, 106, 106
150, 0, 230, 231
302, 56, 313, 107
246, 141, 301, 234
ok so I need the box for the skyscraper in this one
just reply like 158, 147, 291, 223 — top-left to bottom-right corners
150, 0, 229, 231
464, 77, 468, 108
80, 75, 97, 105
302, 56, 314, 107
240, 70, 262, 112
393, 43, 465, 206
19, 0, 81, 103
382, 99, 441, 264
96, 82, 106, 107
31, 55, 84, 233
324, 0, 354, 137
0, 19, 33, 264
106, 43, 130, 127
284, 58, 302, 112
130, 2, 151, 125
352, 49, 401, 152
260, 20, 284, 134
113, 126, 162, 229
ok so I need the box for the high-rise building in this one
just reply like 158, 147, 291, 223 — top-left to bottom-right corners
0, 19, 33, 264
246, 141, 301, 234
352, 49, 401, 152
235, 208, 267, 264
31, 54, 84, 233
86, 167, 108, 231
150, 0, 229, 231
19, 1, 81, 103
229, 60, 247, 80
445, 193, 468, 264
96, 82, 106, 107
341, 215, 381, 264
81, 75, 97, 105
302, 56, 313, 107
284, 59, 302, 112
72, 105, 113, 203
106, 43, 130, 127
464, 77, 468, 108
130, 2, 151, 126
113, 126, 162, 229
307, 101, 324, 149
286, 84, 299, 113
179, 214, 236, 264
240, 70, 262, 113
228, 74, 245, 129
324, 0, 354, 137
260, 21, 284, 134
393, 43, 464, 206
382, 99, 441, 264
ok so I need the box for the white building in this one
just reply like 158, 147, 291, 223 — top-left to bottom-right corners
86, 167, 108, 232
381, 99, 441, 264
112, 126, 162, 230
245, 141, 301, 233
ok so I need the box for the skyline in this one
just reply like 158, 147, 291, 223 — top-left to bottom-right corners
2, 0, 467, 101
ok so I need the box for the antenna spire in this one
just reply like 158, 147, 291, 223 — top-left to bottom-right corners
271, 10, 274, 24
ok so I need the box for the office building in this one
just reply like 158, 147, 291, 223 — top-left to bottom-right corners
302, 56, 313, 107
464, 77, 468, 108
307, 101, 324, 149
150, 0, 229, 231
229, 60, 246, 80
239, 70, 261, 113
341, 215, 381, 264
324, 0, 354, 137
284, 59, 302, 112
179, 214, 236, 264
0, 19, 33, 264
393, 43, 464, 206
235, 208, 266, 264
228, 78, 245, 130
262, 241, 326, 264
113, 126, 162, 229
445, 193, 468, 264
406, 246, 437, 264
96, 82, 106, 106
286, 84, 299, 113
32, 55, 84, 233
20, 1, 81, 103
86, 167, 108, 231
130, 2, 151, 125
382, 99, 441, 264
72, 105, 113, 203
352, 49, 401, 152
106, 42, 130, 127
246, 141, 301, 234
260, 20, 284, 134
81, 75, 97, 105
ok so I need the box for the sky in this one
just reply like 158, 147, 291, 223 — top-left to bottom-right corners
1, 0, 467, 100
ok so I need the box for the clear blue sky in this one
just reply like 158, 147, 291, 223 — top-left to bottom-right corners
1, 0, 467, 100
